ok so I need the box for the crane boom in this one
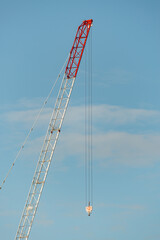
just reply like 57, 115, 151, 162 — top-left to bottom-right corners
15, 19, 93, 240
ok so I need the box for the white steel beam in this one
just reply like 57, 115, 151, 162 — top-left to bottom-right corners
15, 74, 75, 240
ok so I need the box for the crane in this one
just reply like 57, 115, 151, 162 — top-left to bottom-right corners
15, 19, 93, 239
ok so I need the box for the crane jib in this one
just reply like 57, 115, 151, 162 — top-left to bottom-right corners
65, 19, 93, 79
15, 19, 93, 240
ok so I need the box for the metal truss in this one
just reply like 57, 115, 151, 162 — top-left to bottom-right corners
14, 19, 93, 239
15, 74, 75, 239
65, 19, 93, 79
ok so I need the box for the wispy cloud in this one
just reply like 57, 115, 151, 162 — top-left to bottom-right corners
92, 132, 160, 167
2, 108, 52, 127
144, 234, 160, 240
97, 202, 146, 211
52, 130, 160, 167
2, 102, 160, 167
0, 210, 19, 217
64, 104, 160, 128
35, 214, 54, 227
3, 103, 160, 127
21, 129, 160, 167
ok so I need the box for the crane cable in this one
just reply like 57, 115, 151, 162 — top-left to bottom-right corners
0, 55, 69, 190
85, 28, 93, 216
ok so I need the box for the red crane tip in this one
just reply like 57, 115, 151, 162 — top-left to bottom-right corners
83, 19, 93, 26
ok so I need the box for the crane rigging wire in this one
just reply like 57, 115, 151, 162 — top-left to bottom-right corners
90, 27, 93, 206
0, 55, 69, 190
85, 27, 93, 216
85, 41, 87, 207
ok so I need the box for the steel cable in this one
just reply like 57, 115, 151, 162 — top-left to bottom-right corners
0, 55, 69, 190
84, 27, 93, 213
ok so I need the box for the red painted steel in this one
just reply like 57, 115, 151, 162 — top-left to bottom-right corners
65, 19, 93, 78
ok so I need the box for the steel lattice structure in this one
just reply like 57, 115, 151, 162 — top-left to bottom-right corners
15, 19, 93, 240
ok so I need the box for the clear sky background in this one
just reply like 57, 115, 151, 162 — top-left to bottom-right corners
0, 0, 160, 240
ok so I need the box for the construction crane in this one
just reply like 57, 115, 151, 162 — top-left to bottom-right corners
15, 19, 93, 240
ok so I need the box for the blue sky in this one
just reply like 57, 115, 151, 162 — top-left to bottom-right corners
0, 0, 160, 240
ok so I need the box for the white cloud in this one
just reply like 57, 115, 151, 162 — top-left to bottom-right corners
97, 202, 145, 211
22, 131, 160, 167
3, 103, 160, 128
0, 210, 19, 217
3, 108, 52, 127
92, 132, 160, 167
35, 214, 54, 227
145, 234, 160, 240
2, 102, 160, 167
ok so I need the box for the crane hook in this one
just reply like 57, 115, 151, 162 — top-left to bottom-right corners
85, 201, 93, 216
